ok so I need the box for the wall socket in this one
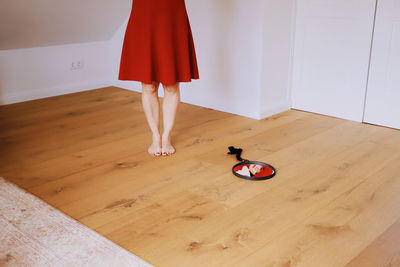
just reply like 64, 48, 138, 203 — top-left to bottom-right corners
71, 60, 84, 71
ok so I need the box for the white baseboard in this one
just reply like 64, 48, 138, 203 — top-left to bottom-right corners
259, 100, 291, 119
112, 80, 141, 93
1, 80, 112, 105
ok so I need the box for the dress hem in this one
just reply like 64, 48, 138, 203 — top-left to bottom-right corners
118, 77, 199, 86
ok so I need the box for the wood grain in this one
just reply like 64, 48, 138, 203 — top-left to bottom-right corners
346, 217, 400, 267
1, 87, 399, 267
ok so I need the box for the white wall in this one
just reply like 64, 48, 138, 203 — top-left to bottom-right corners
260, 0, 296, 118
0, 42, 112, 105
184, 0, 265, 119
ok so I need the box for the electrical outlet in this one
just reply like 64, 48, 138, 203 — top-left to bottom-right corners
71, 60, 84, 71
76, 60, 84, 69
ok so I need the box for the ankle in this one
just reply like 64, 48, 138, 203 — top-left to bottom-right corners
162, 132, 171, 139
152, 133, 161, 140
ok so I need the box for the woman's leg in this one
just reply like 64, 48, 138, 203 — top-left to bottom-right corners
161, 82, 180, 155
141, 82, 162, 156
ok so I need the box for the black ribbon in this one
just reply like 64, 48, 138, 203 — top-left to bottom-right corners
227, 146, 244, 162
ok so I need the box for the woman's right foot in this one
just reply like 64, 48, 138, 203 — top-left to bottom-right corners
148, 135, 162, 156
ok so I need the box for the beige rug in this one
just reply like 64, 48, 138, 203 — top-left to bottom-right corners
0, 177, 153, 267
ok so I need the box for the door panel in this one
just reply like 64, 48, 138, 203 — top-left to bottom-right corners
291, 0, 376, 122
364, 0, 400, 129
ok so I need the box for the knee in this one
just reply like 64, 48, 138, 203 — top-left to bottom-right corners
163, 83, 180, 94
142, 82, 159, 94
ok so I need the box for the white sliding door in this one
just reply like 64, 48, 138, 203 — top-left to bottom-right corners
291, 0, 377, 122
364, 0, 400, 130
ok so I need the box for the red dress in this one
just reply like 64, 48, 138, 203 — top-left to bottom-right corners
118, 0, 199, 85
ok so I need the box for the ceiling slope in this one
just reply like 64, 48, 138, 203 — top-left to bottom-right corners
0, 0, 131, 50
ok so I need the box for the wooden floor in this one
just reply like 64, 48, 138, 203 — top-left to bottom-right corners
1, 87, 400, 267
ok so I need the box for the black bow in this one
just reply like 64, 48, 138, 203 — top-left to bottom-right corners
227, 146, 244, 162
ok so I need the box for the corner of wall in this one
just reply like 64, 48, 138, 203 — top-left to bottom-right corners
287, 0, 298, 109
258, 0, 296, 120
257, 0, 268, 120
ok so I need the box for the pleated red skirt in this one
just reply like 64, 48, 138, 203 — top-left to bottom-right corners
118, 0, 199, 85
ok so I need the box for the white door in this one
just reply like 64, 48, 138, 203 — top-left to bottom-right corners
364, 0, 400, 130
291, 0, 377, 122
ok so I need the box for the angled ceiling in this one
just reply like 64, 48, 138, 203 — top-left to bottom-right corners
0, 0, 131, 50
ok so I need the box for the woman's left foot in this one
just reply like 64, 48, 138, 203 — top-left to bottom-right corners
161, 134, 176, 156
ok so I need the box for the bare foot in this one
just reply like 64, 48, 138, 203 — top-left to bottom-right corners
161, 134, 176, 156
148, 134, 161, 156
